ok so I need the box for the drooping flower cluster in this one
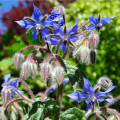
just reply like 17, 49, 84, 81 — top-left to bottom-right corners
0, 3, 117, 120
15, 4, 116, 83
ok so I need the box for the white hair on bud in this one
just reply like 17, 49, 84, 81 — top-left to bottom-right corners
40, 63, 50, 82
97, 77, 113, 90
54, 5, 65, 15
20, 61, 32, 80
73, 46, 91, 65
80, 46, 90, 65
55, 67, 64, 85
1, 88, 10, 104
31, 63, 38, 79
14, 52, 24, 69
88, 33, 99, 50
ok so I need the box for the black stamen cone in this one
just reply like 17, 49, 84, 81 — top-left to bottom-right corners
90, 50, 96, 64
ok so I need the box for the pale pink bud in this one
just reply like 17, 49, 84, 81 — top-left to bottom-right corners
40, 63, 50, 82
80, 46, 90, 65
20, 61, 32, 80
1, 88, 10, 104
97, 77, 113, 90
89, 34, 99, 49
14, 52, 24, 69
55, 67, 64, 85
31, 63, 37, 79
54, 5, 65, 15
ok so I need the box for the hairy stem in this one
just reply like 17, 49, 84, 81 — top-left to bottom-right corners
78, 20, 90, 31
78, 30, 94, 36
54, 84, 63, 120
41, 81, 56, 102
20, 45, 40, 52
105, 96, 120, 108
62, 49, 68, 59
107, 108, 120, 118
27, 49, 40, 62
3, 87, 33, 108
3, 78, 35, 101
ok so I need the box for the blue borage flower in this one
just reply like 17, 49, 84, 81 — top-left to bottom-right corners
67, 77, 115, 110
49, 78, 69, 93
46, 18, 78, 53
4, 73, 24, 98
85, 15, 116, 31
15, 4, 53, 41
47, 10, 64, 26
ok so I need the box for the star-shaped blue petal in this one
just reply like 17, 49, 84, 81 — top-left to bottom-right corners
67, 77, 115, 110
15, 4, 53, 41
46, 18, 78, 53
3, 73, 24, 98
85, 15, 115, 31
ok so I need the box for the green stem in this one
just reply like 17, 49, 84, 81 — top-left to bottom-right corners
54, 84, 63, 120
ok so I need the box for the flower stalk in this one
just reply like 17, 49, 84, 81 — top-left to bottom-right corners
3, 78, 35, 101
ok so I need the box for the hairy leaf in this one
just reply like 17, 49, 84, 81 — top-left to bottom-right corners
60, 107, 86, 120
27, 99, 60, 120
65, 61, 86, 90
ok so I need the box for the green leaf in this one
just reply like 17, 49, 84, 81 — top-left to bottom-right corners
64, 60, 86, 90
67, 67, 86, 90
64, 60, 77, 75
27, 31, 41, 45
60, 107, 86, 120
27, 99, 60, 120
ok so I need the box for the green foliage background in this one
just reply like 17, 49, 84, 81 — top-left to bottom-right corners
0, 0, 120, 112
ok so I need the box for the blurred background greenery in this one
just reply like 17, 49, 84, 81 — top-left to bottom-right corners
0, 0, 120, 112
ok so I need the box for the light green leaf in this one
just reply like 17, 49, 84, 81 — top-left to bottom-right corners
60, 107, 86, 120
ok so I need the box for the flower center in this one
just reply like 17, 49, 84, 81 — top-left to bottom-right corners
95, 22, 102, 31
88, 95, 96, 104
62, 36, 69, 46
36, 24, 43, 35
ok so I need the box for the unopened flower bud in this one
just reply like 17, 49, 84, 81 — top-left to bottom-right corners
20, 61, 32, 80
90, 50, 97, 64
14, 52, 24, 69
1, 88, 10, 104
40, 63, 50, 82
80, 46, 90, 65
97, 77, 113, 90
54, 5, 65, 15
31, 63, 37, 79
55, 67, 64, 85
89, 34, 99, 49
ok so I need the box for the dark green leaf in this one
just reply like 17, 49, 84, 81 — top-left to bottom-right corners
27, 99, 60, 120
27, 31, 41, 45
67, 66, 86, 90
